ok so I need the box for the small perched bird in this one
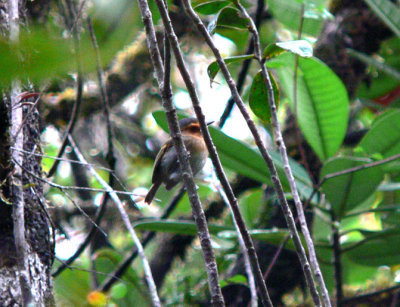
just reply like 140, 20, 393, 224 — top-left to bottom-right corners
144, 118, 212, 204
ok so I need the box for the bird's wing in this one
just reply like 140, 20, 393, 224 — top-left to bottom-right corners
151, 141, 172, 184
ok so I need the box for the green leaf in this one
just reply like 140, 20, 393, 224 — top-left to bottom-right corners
267, 0, 326, 36
249, 71, 279, 123
134, 220, 235, 235
320, 157, 384, 218
364, 0, 400, 38
152, 111, 314, 198
110, 283, 128, 300
263, 40, 313, 59
194, 0, 231, 15
276, 54, 349, 161
346, 228, 400, 266
220, 275, 248, 287
216, 7, 249, 30
207, 54, 254, 83
358, 109, 400, 158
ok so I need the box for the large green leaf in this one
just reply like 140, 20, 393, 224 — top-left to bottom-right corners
346, 228, 400, 266
364, 0, 400, 38
248, 71, 279, 123
320, 157, 384, 218
358, 109, 400, 158
152, 111, 313, 198
276, 54, 349, 161
267, 0, 328, 37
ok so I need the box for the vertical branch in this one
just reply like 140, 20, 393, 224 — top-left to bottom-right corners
154, 0, 273, 306
8, 0, 32, 304
236, 2, 331, 306
216, 185, 257, 307
47, 0, 84, 177
218, 0, 265, 128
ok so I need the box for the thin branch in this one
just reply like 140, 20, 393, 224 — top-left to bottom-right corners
320, 153, 400, 186
99, 186, 185, 292
218, 0, 265, 128
51, 193, 109, 277
341, 283, 400, 304
86, 16, 116, 168
216, 184, 257, 307
235, 2, 330, 305
48, 0, 84, 178
12, 146, 115, 173
158, 0, 272, 305
180, 0, 323, 305
331, 213, 343, 307
68, 136, 161, 306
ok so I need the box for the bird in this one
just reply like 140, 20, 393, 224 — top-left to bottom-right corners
144, 118, 212, 204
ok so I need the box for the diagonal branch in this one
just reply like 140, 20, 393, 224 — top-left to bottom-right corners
68, 135, 161, 307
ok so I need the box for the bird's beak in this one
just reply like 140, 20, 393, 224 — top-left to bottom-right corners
206, 121, 214, 126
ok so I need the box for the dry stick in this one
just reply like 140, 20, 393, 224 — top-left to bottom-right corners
236, 3, 330, 306
135, 0, 225, 304
155, 1, 272, 306
68, 135, 161, 307
99, 187, 185, 292
180, 0, 325, 306
51, 195, 109, 277
8, 0, 32, 304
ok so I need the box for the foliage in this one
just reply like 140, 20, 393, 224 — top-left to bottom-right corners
10, 0, 400, 305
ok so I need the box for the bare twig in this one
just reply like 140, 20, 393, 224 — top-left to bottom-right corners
216, 184, 257, 307
99, 186, 185, 292
87, 17, 116, 167
51, 193, 109, 277
48, 0, 84, 178
68, 135, 161, 307
331, 214, 343, 307
341, 284, 400, 304
320, 153, 400, 186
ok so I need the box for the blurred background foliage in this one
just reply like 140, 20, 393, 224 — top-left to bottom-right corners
7, 0, 400, 305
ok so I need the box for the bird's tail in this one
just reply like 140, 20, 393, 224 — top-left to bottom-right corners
144, 182, 162, 205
